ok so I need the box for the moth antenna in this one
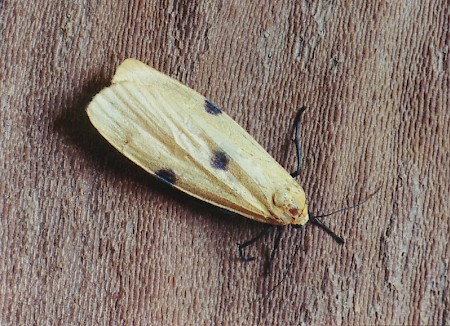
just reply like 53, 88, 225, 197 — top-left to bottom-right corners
265, 226, 284, 276
297, 186, 381, 244
265, 188, 381, 295
266, 242, 303, 295
290, 107, 307, 178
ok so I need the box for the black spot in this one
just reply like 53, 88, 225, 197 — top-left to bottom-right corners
211, 150, 230, 170
205, 99, 222, 115
155, 169, 177, 184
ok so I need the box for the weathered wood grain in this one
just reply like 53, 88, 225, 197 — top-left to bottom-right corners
1, 1, 448, 324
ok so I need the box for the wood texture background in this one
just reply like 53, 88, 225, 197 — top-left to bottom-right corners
1, 1, 448, 324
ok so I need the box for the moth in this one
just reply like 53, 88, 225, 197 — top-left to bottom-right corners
87, 59, 348, 262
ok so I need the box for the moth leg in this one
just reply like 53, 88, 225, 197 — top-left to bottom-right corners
290, 107, 307, 178
265, 226, 285, 276
309, 215, 345, 244
238, 225, 273, 262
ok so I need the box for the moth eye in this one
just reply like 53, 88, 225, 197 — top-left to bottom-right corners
273, 186, 309, 225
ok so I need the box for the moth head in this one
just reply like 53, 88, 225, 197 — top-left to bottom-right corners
273, 185, 309, 225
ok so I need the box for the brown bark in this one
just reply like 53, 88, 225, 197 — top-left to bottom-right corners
1, 1, 448, 324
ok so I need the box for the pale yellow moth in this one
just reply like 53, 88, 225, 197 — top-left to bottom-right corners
87, 58, 310, 227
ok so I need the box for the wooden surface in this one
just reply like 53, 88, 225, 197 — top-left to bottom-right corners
1, 1, 448, 325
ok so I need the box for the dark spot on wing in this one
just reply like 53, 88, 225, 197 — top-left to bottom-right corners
205, 99, 222, 115
211, 150, 230, 170
217, 207, 239, 217
155, 169, 177, 185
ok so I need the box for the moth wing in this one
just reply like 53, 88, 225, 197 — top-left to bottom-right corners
87, 59, 298, 224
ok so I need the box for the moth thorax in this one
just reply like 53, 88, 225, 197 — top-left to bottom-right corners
273, 186, 309, 225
